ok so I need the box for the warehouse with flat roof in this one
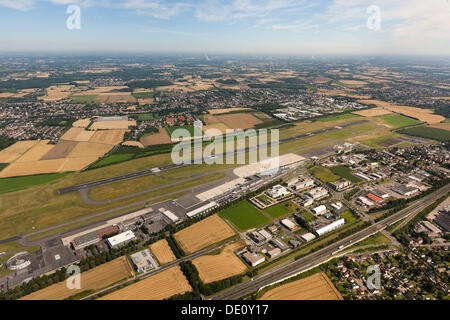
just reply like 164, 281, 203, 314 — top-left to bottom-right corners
107, 230, 136, 248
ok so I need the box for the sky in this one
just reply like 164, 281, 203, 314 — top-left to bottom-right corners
0, 0, 449, 55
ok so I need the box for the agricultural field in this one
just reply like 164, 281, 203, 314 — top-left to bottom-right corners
214, 113, 263, 130
72, 118, 91, 128
329, 165, 362, 183
89, 153, 135, 169
353, 107, 392, 117
61, 128, 95, 142
0, 140, 39, 163
203, 123, 233, 137
140, 128, 172, 146
174, 215, 236, 254
259, 272, 343, 300
208, 108, 252, 114
219, 200, 270, 231
20, 257, 133, 300
192, 241, 247, 284
0, 172, 71, 194
166, 125, 201, 139
90, 119, 136, 130
308, 166, 339, 183
378, 114, 422, 129
357, 99, 445, 124
398, 126, 450, 142
99, 266, 191, 300
428, 123, 450, 131
38, 85, 73, 101
264, 201, 297, 219
150, 239, 176, 265
70, 95, 98, 103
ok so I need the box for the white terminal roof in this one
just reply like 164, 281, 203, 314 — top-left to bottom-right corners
107, 230, 135, 247
162, 210, 179, 222
186, 201, 217, 218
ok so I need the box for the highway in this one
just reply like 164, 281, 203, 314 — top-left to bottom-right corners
58, 120, 368, 195
211, 183, 450, 300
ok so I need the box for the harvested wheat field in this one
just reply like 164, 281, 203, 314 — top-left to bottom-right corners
192, 242, 247, 283
0, 140, 39, 163
41, 141, 79, 160
203, 114, 222, 125
72, 118, 91, 128
38, 85, 73, 101
67, 142, 113, 158
140, 128, 172, 146
353, 107, 393, 117
203, 123, 233, 137
174, 215, 236, 254
122, 140, 144, 148
0, 158, 67, 178
428, 123, 450, 131
150, 239, 176, 265
61, 127, 95, 142
215, 113, 263, 130
88, 130, 126, 145
90, 120, 137, 130
15, 140, 55, 163
337, 80, 367, 87
358, 99, 445, 124
99, 266, 191, 300
259, 272, 343, 300
138, 98, 155, 105
94, 93, 136, 104
20, 257, 133, 300
209, 108, 252, 115
58, 156, 101, 172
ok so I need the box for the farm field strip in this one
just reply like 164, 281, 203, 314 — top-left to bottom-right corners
20, 257, 133, 300
174, 215, 236, 254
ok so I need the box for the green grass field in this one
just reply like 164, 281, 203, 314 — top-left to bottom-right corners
299, 210, 316, 222
378, 114, 422, 128
308, 166, 340, 183
264, 201, 297, 219
132, 92, 155, 99
131, 113, 156, 120
398, 126, 450, 142
219, 200, 270, 231
0, 172, 72, 195
166, 125, 199, 137
89, 153, 135, 169
70, 95, 98, 103
329, 165, 362, 183
340, 210, 358, 223
347, 231, 391, 251
316, 113, 360, 122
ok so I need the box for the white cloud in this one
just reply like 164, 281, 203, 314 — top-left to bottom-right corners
0, 0, 35, 11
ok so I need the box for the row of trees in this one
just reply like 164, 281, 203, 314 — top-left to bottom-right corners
166, 235, 185, 259
177, 261, 244, 297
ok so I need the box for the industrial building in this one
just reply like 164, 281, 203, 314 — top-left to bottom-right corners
130, 249, 154, 273
313, 205, 327, 216
72, 232, 100, 250
286, 176, 315, 191
315, 218, 345, 236
391, 184, 419, 197
280, 218, 297, 231
107, 230, 136, 248
242, 252, 265, 267
266, 185, 290, 199
267, 248, 281, 258
306, 187, 328, 200
329, 179, 352, 191
301, 232, 316, 242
